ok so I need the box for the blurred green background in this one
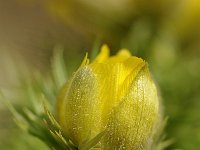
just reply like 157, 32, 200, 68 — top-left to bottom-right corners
0, 0, 200, 149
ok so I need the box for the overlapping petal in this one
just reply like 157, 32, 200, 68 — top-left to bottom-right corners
102, 65, 159, 149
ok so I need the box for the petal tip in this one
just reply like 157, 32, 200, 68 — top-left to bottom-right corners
94, 44, 110, 63
80, 53, 90, 68
117, 49, 131, 57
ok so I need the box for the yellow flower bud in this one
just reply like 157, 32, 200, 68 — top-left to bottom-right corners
56, 45, 160, 149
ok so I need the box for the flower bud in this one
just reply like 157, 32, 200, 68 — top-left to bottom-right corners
56, 45, 160, 149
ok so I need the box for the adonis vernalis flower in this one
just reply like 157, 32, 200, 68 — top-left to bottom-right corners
57, 45, 160, 149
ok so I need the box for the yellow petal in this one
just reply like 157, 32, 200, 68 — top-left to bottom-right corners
93, 44, 110, 63
90, 56, 144, 124
58, 66, 102, 146
103, 49, 131, 63
117, 49, 131, 57
102, 65, 159, 149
